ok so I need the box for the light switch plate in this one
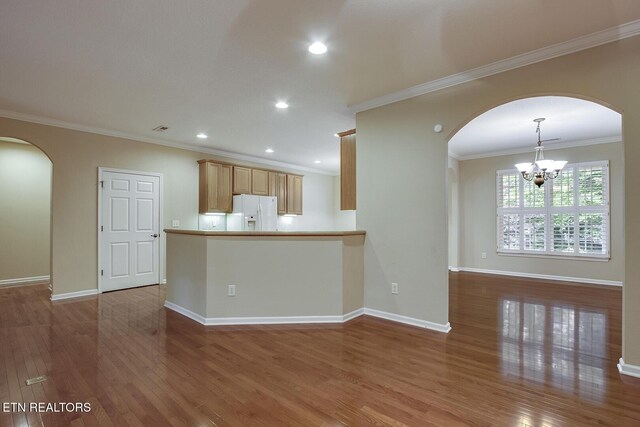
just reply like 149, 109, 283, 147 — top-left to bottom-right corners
172, 219, 180, 228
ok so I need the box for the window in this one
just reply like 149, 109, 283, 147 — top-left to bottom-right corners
496, 161, 609, 258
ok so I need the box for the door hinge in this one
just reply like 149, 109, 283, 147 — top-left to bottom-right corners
100, 270, 104, 276
100, 225, 103, 232
100, 180, 104, 188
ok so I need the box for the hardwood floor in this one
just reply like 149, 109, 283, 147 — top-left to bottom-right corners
1, 273, 639, 426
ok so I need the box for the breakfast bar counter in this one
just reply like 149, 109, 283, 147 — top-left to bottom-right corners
164, 229, 366, 325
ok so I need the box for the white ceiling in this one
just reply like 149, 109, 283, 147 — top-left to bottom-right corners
0, 1, 638, 172
448, 97, 622, 159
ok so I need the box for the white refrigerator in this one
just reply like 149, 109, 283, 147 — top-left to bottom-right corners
226, 195, 278, 231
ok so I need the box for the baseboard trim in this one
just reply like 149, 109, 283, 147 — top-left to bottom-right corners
164, 301, 207, 324
204, 314, 346, 326
164, 301, 364, 326
343, 307, 365, 322
618, 358, 640, 378
448, 266, 460, 272
363, 308, 452, 333
0, 275, 50, 287
160, 279, 167, 285
51, 289, 98, 301
163, 303, 450, 332
456, 267, 622, 287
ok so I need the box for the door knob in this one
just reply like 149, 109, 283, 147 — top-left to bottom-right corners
151, 234, 159, 238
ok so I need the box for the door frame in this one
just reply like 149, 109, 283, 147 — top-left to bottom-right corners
97, 167, 164, 293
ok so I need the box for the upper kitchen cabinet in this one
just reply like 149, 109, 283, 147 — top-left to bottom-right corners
268, 172, 278, 197
273, 172, 287, 214
233, 166, 252, 194
286, 174, 303, 215
338, 129, 356, 210
200, 160, 303, 215
198, 161, 232, 214
251, 169, 269, 196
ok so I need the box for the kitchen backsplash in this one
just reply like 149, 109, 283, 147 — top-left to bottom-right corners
198, 214, 227, 231
198, 213, 299, 231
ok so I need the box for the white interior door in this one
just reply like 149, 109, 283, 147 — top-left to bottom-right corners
101, 171, 160, 292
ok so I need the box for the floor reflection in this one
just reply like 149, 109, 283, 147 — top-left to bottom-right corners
500, 298, 607, 402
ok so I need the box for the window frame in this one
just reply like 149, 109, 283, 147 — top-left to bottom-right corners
496, 160, 610, 260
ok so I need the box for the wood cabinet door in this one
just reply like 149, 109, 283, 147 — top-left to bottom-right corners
233, 166, 251, 194
206, 162, 220, 212
218, 165, 232, 212
199, 162, 208, 213
199, 162, 233, 213
252, 169, 269, 196
277, 173, 287, 214
340, 134, 356, 210
286, 174, 303, 215
268, 172, 278, 197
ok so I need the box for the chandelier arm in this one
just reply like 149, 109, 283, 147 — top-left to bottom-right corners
521, 172, 534, 181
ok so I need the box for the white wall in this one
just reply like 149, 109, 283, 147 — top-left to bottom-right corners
295, 173, 337, 231
333, 175, 357, 231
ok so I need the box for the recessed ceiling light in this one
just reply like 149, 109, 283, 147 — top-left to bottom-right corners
197, 133, 208, 139
275, 101, 289, 109
265, 148, 274, 153
308, 42, 327, 55
314, 160, 321, 164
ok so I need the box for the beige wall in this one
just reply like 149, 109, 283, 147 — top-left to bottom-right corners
457, 142, 623, 282
165, 233, 364, 320
356, 36, 640, 365
206, 237, 344, 318
0, 141, 51, 282
448, 156, 460, 268
0, 118, 338, 296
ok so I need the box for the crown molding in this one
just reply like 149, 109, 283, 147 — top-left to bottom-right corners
350, 20, 640, 113
450, 136, 621, 161
0, 109, 336, 176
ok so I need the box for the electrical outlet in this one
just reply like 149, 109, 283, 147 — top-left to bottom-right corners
228, 285, 236, 297
391, 282, 399, 295
172, 219, 180, 228
481, 252, 487, 259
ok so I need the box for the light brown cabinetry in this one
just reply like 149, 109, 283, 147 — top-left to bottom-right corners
340, 134, 356, 210
233, 166, 252, 194
199, 160, 303, 215
268, 172, 278, 197
251, 169, 269, 196
286, 174, 303, 215
339, 129, 356, 210
198, 161, 232, 214
276, 173, 287, 214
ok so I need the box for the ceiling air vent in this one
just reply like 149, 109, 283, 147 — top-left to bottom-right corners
152, 125, 169, 132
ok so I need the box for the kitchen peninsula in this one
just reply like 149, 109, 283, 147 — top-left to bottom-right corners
164, 229, 366, 325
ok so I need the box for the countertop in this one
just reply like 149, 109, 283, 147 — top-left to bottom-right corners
164, 229, 366, 237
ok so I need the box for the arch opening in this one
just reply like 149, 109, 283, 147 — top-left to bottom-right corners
0, 137, 53, 296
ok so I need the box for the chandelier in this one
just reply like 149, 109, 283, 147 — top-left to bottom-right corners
515, 118, 567, 187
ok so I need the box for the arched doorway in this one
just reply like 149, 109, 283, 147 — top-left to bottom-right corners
445, 94, 624, 391
446, 95, 622, 282
0, 137, 53, 296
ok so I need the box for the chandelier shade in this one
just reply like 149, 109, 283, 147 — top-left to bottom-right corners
515, 118, 566, 187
